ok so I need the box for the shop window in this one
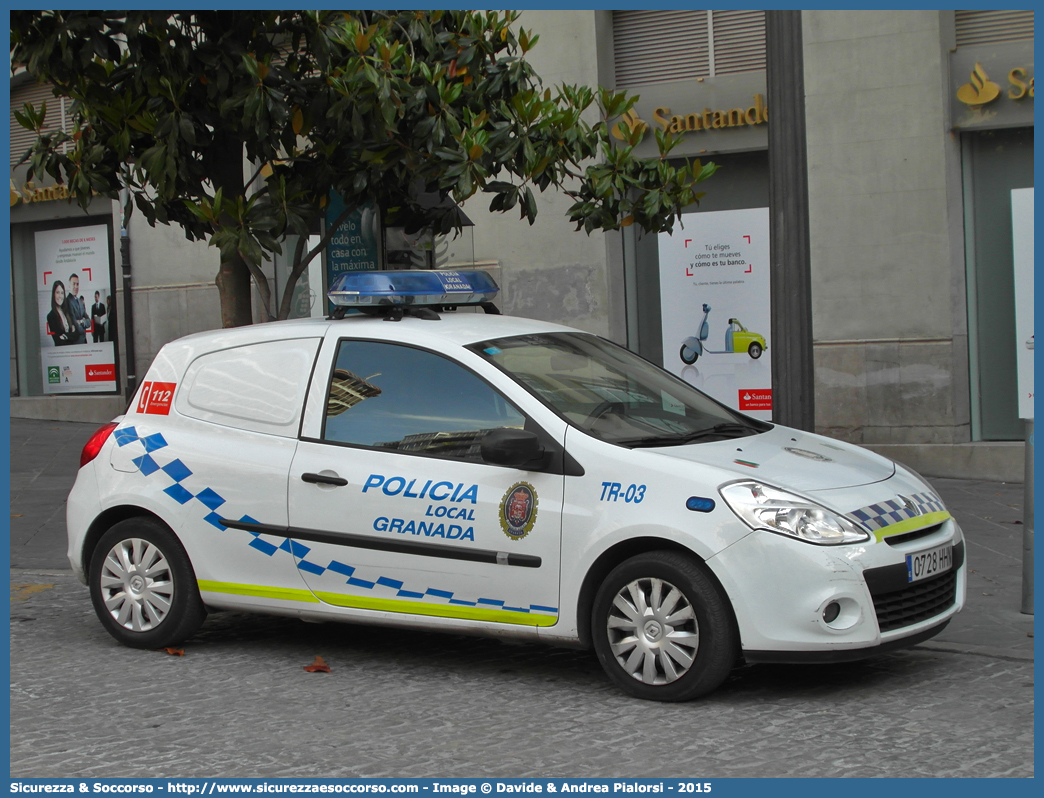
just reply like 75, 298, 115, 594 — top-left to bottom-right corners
962, 127, 1033, 440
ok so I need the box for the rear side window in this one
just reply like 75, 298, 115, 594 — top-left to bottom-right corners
176, 338, 321, 437
322, 340, 525, 461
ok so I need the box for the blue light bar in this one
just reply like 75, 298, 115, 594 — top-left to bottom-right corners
327, 270, 499, 307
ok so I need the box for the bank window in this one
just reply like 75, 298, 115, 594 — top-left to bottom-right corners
322, 340, 526, 461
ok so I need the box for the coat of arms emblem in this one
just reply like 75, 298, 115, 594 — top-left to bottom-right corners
499, 482, 538, 540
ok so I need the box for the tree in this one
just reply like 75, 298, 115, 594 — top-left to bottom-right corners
11, 10, 717, 326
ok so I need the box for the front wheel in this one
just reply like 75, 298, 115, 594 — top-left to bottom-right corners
89, 517, 207, 649
679, 345, 699, 364
748, 342, 763, 359
592, 551, 737, 701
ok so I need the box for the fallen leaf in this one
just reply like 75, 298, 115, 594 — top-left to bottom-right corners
10, 514, 22, 518
162, 647, 185, 656
303, 655, 331, 673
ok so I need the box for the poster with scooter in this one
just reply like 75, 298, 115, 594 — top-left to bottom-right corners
658, 207, 772, 420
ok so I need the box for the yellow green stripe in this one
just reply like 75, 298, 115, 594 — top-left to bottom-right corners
313, 591, 558, 626
872, 511, 951, 542
198, 580, 320, 603
197, 580, 557, 627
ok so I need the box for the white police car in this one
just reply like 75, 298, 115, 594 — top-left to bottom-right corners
67, 270, 965, 701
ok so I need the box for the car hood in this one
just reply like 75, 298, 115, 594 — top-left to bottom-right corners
642, 424, 895, 492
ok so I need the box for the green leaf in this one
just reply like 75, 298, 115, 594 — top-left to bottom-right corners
178, 116, 195, 145
523, 185, 536, 222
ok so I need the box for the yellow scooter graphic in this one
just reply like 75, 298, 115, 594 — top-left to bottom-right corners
680, 303, 767, 364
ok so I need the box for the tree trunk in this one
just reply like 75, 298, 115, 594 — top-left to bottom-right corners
206, 134, 253, 327
276, 203, 357, 320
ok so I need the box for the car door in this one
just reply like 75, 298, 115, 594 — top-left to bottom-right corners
285, 334, 566, 630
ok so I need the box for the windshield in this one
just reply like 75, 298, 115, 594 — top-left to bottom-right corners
468, 333, 770, 447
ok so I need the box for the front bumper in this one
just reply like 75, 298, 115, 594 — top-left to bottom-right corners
705, 516, 966, 661
743, 619, 952, 664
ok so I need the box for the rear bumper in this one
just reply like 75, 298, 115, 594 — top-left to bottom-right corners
66, 461, 101, 584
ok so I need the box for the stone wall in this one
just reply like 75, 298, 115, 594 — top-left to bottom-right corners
803, 10, 970, 445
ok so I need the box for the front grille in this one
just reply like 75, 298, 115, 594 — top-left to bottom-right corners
884, 522, 945, 546
868, 570, 957, 632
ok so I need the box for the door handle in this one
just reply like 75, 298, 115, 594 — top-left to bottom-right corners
301, 472, 348, 487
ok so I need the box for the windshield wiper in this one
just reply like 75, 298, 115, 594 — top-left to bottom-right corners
617, 422, 758, 448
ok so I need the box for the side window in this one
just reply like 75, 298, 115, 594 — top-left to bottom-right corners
176, 338, 321, 437
322, 340, 526, 461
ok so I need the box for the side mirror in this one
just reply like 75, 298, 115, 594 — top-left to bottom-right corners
481, 428, 546, 469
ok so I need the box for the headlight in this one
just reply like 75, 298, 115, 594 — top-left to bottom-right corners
719, 480, 871, 545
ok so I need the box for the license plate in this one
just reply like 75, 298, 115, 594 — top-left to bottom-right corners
906, 543, 953, 583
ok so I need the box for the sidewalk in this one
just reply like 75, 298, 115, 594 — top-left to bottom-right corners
8, 417, 1034, 659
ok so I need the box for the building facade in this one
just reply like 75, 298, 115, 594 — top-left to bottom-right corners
8, 9, 1033, 479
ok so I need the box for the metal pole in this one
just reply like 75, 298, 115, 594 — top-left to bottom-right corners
1021, 419, 1034, 614
766, 10, 815, 431
120, 230, 137, 402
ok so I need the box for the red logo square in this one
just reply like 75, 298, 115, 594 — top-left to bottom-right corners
85, 364, 115, 382
136, 381, 177, 415
738, 389, 772, 411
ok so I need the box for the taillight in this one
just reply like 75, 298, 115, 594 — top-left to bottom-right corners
80, 421, 119, 467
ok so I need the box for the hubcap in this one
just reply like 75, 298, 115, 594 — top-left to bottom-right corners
99, 538, 174, 632
606, 577, 699, 685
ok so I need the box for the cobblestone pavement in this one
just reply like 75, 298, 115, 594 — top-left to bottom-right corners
9, 571, 1033, 779
924, 478, 1034, 657
9, 419, 97, 571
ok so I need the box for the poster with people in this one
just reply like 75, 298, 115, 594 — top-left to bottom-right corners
36, 224, 117, 393
658, 208, 772, 420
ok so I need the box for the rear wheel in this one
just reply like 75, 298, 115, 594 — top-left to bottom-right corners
592, 551, 737, 701
89, 517, 206, 648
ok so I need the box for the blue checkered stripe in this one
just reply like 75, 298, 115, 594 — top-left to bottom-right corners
271, 538, 557, 615
846, 491, 945, 532
114, 425, 231, 529
114, 425, 557, 617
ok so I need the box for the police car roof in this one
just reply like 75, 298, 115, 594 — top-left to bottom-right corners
169, 311, 582, 353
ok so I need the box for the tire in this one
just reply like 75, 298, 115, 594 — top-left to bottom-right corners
591, 551, 737, 702
89, 517, 207, 649
748, 342, 763, 359
679, 345, 698, 364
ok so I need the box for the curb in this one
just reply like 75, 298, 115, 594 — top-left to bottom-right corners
916, 640, 1034, 662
